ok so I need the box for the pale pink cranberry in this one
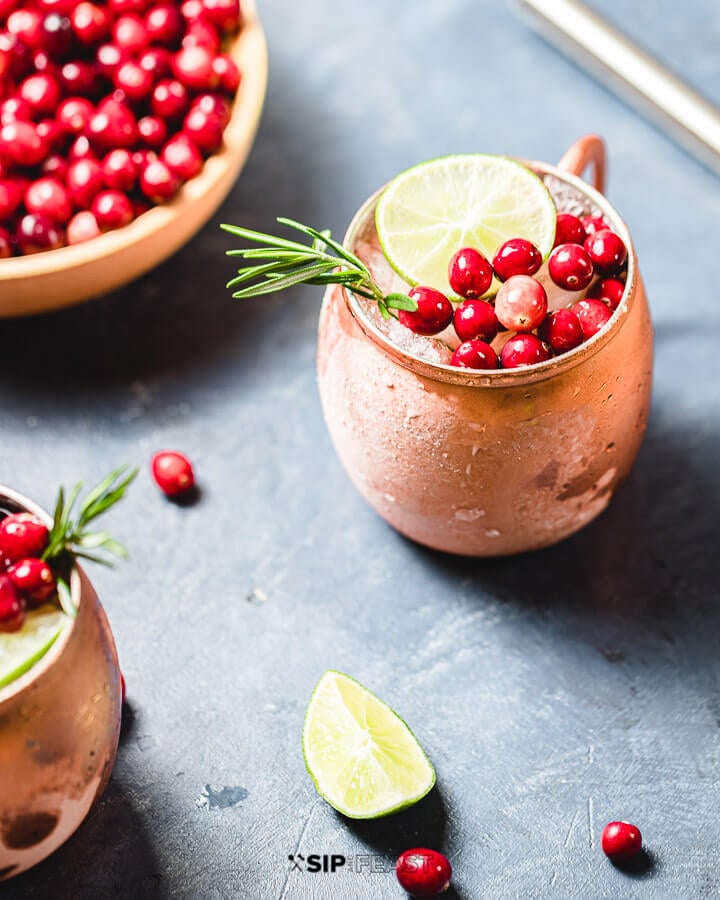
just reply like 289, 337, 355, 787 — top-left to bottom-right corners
182, 18, 220, 52
584, 228, 627, 275
114, 60, 154, 102
580, 215, 607, 237
572, 298, 613, 339
161, 133, 202, 180
493, 237, 542, 281
172, 46, 219, 91
589, 277, 625, 310
151, 79, 189, 119
451, 339, 498, 370
91, 189, 133, 229
112, 14, 148, 53
554, 212, 585, 246
212, 54, 240, 93
396, 848, 451, 898
66, 209, 101, 244
101, 148, 138, 191
548, 243, 594, 291
0, 121, 48, 167
144, 3, 182, 45
453, 298, 498, 343
448, 247, 493, 299
71, 2, 110, 45
152, 450, 195, 496
0, 574, 25, 633
25, 177, 72, 223
15, 212, 64, 253
398, 286, 453, 335
495, 275, 547, 332
601, 822, 642, 861
139, 158, 179, 202
202, 0, 240, 31
8, 557, 56, 606
56, 97, 94, 134
538, 309, 583, 354
138, 115, 168, 149
66, 157, 103, 206
500, 334, 551, 369
182, 106, 223, 153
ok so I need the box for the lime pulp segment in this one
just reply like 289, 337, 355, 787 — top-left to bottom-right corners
0, 607, 70, 689
302, 670, 436, 819
375, 154, 557, 297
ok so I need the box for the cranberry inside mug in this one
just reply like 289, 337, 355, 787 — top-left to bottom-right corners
317, 137, 653, 556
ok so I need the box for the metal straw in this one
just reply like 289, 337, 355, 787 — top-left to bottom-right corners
517, 0, 720, 176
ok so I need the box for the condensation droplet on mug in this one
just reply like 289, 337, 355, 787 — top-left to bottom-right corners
383, 374, 394, 389
455, 508, 485, 522
465, 464, 472, 476
485, 528, 501, 538
471, 445, 481, 456
383, 493, 396, 504
573, 387, 581, 397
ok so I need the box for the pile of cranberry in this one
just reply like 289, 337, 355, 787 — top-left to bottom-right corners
397, 212, 628, 370
0, 0, 242, 256
0, 512, 55, 632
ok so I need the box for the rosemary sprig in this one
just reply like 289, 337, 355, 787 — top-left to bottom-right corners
220, 217, 418, 319
43, 467, 138, 617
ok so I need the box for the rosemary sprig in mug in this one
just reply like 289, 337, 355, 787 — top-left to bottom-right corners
220, 218, 418, 320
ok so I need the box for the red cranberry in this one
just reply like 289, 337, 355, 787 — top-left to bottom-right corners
152, 450, 195, 496
0, 227, 12, 257
109, 0, 148, 14
25, 177, 72, 223
0, 97, 33, 125
451, 339, 498, 370
191, 92, 231, 127
15, 212, 64, 253
493, 237, 542, 281
0, 0, 18, 19
151, 79, 188, 119
495, 275, 547, 332
57, 97, 94, 134
35, 118, 64, 151
112, 14, 148, 53
114, 60, 154, 102
0, 31, 33, 81
161, 132, 202, 180
448, 246, 493, 299
572, 298, 612, 339
91, 189, 133, 229
500, 333, 551, 369
144, 3, 182, 46
7, 9, 44, 49
132, 147, 157, 170
398, 286, 453, 336
538, 309, 583, 354
172, 46, 219, 91
138, 115, 167, 149
132, 197, 151, 218
32, 49, 60, 77
396, 848, 451, 898
8, 557, 56, 606
137, 47, 172, 80
580, 215, 607, 237
182, 106, 223, 153
589, 277, 625, 310
66, 209, 101, 243
0, 178, 23, 220
202, 0, 240, 31
71, 2, 110, 45
0, 574, 25, 633
601, 821, 642, 861
95, 43, 130, 79
453, 298, 498, 343
66, 157, 103, 206
40, 12, 74, 58
554, 212, 586, 246
101, 148, 138, 191
584, 228, 627, 275
548, 243, 594, 291
182, 19, 220, 52
0, 120, 48, 167
0, 513, 50, 563
139, 158, 178, 201
180, 0, 204, 21
68, 133, 96, 160
59, 59, 96, 95
212, 54, 240, 94
42, 153, 69, 180
86, 100, 138, 151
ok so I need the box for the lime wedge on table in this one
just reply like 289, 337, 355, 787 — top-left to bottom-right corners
375, 154, 556, 296
302, 670, 435, 819
0, 607, 70, 689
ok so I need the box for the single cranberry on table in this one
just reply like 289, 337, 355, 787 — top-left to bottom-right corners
161, 132, 202, 180
398, 286, 453, 336
589, 277, 625, 310
554, 212, 586, 246
572, 298, 613, 339
66, 157, 104, 207
601, 821, 642, 861
66, 209, 101, 244
453, 298, 498, 343
25, 177, 73, 224
71, 1, 111, 45
15, 212, 64, 253
101, 148, 138, 191
151, 450, 196, 497
0, 574, 26, 634
0, 513, 49, 564
451, 339, 498, 370
448, 246, 493, 299
91, 189, 133, 229
500, 333, 551, 369
7, 557, 56, 606
584, 228, 627, 275
495, 275, 547, 332
548, 243, 594, 291
580, 214, 607, 237
492, 237, 542, 281
396, 848, 451, 898
538, 308, 584, 354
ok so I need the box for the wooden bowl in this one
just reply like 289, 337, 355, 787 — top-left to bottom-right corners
0, 2, 267, 318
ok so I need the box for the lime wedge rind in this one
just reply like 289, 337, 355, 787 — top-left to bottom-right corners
375, 154, 557, 298
302, 670, 436, 819
0, 607, 71, 690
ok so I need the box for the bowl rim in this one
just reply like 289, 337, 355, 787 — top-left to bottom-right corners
0, 485, 82, 707
342, 157, 638, 388
0, 0, 267, 301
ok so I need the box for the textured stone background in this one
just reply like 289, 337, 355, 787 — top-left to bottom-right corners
3, 0, 719, 897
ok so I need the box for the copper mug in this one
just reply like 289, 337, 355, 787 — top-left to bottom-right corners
317, 136, 653, 556
0, 486, 121, 879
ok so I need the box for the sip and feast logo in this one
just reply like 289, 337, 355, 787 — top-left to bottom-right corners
287, 854, 346, 873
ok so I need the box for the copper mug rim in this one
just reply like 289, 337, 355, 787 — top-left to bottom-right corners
341, 135, 638, 387
0, 485, 81, 707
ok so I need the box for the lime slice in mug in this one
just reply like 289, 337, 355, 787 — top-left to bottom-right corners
0, 607, 70, 689
302, 670, 435, 819
375, 154, 556, 296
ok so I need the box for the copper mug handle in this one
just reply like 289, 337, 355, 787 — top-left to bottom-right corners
557, 135, 606, 194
